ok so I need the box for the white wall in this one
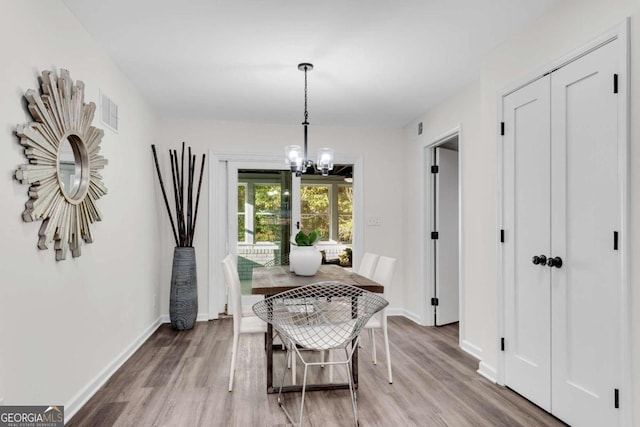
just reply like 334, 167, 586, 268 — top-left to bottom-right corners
404, 0, 640, 422
0, 0, 160, 416
154, 120, 405, 317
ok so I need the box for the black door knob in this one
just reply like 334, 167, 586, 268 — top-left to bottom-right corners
532, 255, 547, 265
547, 256, 563, 268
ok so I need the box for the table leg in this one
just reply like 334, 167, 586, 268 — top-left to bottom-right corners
267, 323, 273, 392
352, 337, 359, 389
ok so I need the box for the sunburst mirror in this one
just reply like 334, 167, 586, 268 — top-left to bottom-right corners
14, 69, 108, 261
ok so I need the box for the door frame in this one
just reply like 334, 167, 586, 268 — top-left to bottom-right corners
420, 126, 466, 345
208, 150, 363, 320
496, 20, 631, 424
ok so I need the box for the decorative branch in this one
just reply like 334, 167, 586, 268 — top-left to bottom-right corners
151, 145, 179, 246
169, 150, 183, 243
186, 149, 194, 249
190, 154, 206, 247
152, 143, 206, 247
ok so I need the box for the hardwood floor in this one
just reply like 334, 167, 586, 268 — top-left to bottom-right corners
68, 317, 565, 426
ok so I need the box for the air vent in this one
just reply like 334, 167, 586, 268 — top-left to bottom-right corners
100, 90, 119, 131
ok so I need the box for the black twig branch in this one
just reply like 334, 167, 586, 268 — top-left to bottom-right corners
151, 143, 206, 247
151, 145, 179, 246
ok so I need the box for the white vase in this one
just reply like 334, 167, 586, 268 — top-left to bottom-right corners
290, 246, 322, 276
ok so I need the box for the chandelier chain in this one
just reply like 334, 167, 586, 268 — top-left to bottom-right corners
303, 65, 309, 124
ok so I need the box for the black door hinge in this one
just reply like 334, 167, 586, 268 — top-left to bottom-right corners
614, 388, 619, 408
431, 297, 439, 306
501, 337, 505, 351
431, 165, 439, 173
431, 231, 439, 240
613, 74, 618, 94
500, 229, 505, 243
500, 122, 505, 136
614, 231, 619, 250
418, 122, 423, 135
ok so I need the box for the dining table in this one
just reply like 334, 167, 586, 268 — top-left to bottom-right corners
251, 264, 384, 394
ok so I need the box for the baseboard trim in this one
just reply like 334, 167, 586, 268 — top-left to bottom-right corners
477, 361, 497, 383
65, 316, 163, 422
388, 308, 423, 325
460, 339, 483, 360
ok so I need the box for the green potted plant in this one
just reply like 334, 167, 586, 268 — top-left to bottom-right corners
290, 230, 322, 276
293, 230, 320, 246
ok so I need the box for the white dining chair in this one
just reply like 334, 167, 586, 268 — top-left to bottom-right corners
358, 252, 379, 279
327, 252, 380, 383
221, 254, 267, 392
364, 255, 396, 383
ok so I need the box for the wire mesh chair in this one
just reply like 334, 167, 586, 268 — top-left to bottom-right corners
252, 281, 388, 426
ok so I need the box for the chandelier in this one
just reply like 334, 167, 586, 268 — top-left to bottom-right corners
285, 63, 334, 177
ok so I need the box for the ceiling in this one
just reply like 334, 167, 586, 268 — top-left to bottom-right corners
62, 0, 561, 128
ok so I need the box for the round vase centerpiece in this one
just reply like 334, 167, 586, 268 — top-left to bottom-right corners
290, 230, 322, 276
290, 246, 322, 276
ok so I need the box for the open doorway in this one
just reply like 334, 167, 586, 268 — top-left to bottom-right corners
209, 153, 363, 320
422, 129, 462, 337
234, 166, 354, 297
431, 139, 459, 326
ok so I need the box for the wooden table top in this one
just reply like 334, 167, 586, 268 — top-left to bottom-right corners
251, 264, 384, 295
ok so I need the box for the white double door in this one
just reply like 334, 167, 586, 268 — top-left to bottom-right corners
502, 39, 621, 426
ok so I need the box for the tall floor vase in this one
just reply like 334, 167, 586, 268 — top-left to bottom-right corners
170, 246, 198, 330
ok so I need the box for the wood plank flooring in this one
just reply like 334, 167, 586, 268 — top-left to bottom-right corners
68, 317, 566, 426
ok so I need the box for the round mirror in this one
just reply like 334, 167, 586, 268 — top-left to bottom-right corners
57, 133, 89, 203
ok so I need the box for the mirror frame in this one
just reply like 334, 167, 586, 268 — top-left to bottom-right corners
14, 69, 108, 261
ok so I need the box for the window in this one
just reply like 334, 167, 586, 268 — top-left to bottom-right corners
238, 172, 353, 245
254, 185, 282, 242
237, 183, 246, 241
300, 179, 352, 244
237, 183, 285, 243
337, 185, 353, 243
301, 184, 330, 240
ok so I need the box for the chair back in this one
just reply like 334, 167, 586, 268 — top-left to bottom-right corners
252, 281, 388, 351
358, 252, 379, 279
372, 256, 396, 292
222, 254, 243, 331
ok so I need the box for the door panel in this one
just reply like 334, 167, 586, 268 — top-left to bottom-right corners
434, 147, 459, 325
503, 75, 552, 411
228, 163, 299, 311
550, 39, 620, 427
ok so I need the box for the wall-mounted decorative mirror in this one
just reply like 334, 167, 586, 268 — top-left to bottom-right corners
14, 69, 108, 261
